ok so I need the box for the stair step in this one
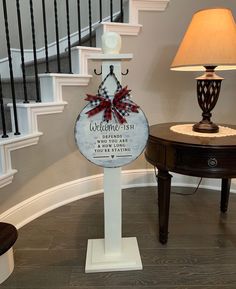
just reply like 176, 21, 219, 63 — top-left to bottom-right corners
0, 132, 42, 188
0, 99, 35, 135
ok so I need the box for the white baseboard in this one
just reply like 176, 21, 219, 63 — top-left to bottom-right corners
0, 169, 235, 229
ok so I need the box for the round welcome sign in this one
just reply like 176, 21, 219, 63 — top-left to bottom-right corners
75, 101, 149, 168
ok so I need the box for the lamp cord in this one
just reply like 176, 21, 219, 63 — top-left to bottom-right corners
154, 166, 202, 196
172, 177, 202, 196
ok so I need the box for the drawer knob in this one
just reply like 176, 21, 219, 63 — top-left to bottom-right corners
208, 158, 217, 167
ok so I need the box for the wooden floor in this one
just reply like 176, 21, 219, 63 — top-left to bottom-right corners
1, 186, 236, 288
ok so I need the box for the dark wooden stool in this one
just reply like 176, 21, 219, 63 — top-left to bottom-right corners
0, 222, 18, 284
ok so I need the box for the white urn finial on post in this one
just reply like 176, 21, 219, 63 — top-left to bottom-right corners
102, 32, 121, 54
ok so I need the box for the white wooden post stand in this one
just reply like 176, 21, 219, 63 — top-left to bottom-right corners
85, 34, 143, 273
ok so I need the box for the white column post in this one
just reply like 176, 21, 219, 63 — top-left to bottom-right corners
102, 60, 122, 255
85, 32, 142, 273
104, 167, 122, 255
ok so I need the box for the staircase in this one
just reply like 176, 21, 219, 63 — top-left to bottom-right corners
0, 0, 170, 188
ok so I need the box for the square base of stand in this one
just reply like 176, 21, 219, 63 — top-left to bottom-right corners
85, 237, 142, 273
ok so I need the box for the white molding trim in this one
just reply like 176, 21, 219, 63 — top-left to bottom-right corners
96, 23, 142, 47
8, 102, 67, 134
39, 73, 92, 102
0, 170, 17, 189
0, 168, 234, 229
0, 133, 42, 188
129, 0, 170, 24
102, 22, 142, 35
71, 47, 102, 75
95, 0, 170, 47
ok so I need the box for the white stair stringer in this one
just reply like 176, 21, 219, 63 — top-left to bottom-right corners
71, 47, 102, 75
1, 100, 66, 188
0, 73, 93, 187
96, 0, 170, 47
39, 73, 92, 102
96, 22, 142, 48
8, 102, 67, 135
129, 0, 170, 24
0, 133, 42, 188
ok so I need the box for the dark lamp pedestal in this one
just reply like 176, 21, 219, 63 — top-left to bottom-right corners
192, 66, 223, 134
193, 116, 219, 133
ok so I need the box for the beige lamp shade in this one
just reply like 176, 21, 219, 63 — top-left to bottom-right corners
171, 8, 236, 71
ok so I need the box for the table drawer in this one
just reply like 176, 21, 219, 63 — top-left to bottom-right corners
169, 146, 236, 177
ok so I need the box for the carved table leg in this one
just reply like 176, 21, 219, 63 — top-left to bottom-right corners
157, 169, 172, 244
221, 178, 231, 213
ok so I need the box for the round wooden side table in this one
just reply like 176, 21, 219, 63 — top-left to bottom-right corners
145, 122, 236, 244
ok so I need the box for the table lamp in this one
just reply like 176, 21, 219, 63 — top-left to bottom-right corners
171, 8, 236, 133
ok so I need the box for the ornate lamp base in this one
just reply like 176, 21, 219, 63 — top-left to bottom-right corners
192, 66, 223, 134
193, 120, 219, 133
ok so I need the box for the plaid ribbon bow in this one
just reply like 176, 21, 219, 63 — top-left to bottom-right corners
85, 86, 139, 124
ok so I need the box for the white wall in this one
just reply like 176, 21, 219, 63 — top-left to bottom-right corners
0, 0, 235, 215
